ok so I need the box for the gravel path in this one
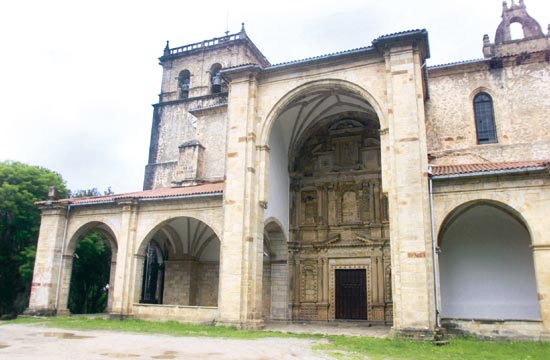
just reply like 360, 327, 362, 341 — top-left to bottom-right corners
0, 323, 334, 360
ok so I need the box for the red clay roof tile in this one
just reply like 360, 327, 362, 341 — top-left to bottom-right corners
37, 181, 224, 206
431, 160, 550, 177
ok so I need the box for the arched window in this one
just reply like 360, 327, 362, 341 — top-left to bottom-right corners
210, 63, 223, 94
473, 92, 497, 144
178, 70, 190, 99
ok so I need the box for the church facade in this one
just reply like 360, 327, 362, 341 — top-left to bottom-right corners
28, 1, 550, 340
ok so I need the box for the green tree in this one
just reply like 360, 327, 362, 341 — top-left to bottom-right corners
67, 186, 114, 314
69, 187, 113, 198
0, 161, 67, 315
68, 230, 111, 314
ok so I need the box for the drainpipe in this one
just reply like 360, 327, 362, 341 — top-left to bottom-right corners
54, 203, 71, 313
427, 165, 441, 328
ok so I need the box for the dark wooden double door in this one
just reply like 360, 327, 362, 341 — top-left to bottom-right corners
335, 269, 367, 320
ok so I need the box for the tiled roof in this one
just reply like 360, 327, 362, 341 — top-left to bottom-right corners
268, 46, 372, 68
428, 58, 485, 70
373, 29, 426, 42
37, 181, 224, 206
431, 160, 549, 177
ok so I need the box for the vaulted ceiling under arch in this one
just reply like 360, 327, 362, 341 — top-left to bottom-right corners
269, 89, 379, 155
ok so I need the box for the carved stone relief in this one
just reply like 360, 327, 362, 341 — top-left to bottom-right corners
289, 116, 392, 323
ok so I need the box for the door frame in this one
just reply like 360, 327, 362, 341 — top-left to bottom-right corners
329, 259, 371, 320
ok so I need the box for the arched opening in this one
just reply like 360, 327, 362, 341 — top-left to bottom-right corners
62, 222, 117, 314
510, 22, 524, 40
137, 217, 220, 307
262, 220, 289, 320
210, 63, 224, 94
263, 82, 391, 322
439, 202, 540, 320
178, 70, 191, 99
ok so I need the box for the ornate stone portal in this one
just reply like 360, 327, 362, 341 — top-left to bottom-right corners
288, 116, 392, 322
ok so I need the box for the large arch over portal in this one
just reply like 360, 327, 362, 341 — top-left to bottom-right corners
261, 79, 385, 237
438, 201, 540, 320
135, 216, 221, 307
260, 79, 391, 322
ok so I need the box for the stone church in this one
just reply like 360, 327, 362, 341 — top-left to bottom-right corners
28, 1, 550, 339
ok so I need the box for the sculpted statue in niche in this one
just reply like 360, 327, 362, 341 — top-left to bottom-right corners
301, 191, 318, 225
342, 191, 358, 223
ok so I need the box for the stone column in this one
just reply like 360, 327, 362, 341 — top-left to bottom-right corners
375, 32, 436, 338
27, 204, 68, 315
218, 66, 264, 328
110, 199, 139, 318
55, 255, 73, 315
532, 245, 550, 337
107, 259, 117, 312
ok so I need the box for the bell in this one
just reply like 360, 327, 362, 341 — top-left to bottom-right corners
212, 75, 222, 86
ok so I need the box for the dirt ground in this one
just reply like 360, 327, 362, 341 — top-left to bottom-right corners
0, 323, 337, 360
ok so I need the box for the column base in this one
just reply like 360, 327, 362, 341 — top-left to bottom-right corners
539, 331, 550, 341
23, 308, 57, 317
216, 319, 265, 330
390, 327, 437, 341
56, 308, 71, 316
109, 312, 133, 320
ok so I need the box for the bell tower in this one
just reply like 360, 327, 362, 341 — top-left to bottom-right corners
144, 25, 270, 190
483, 0, 550, 58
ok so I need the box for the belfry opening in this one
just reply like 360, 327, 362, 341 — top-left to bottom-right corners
264, 84, 392, 323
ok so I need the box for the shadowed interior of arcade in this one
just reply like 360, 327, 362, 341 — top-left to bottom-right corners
137, 217, 221, 307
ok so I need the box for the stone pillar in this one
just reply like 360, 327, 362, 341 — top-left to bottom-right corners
107, 259, 117, 312
532, 245, 550, 337
55, 255, 73, 315
375, 32, 436, 338
110, 199, 139, 318
27, 204, 68, 315
218, 67, 264, 328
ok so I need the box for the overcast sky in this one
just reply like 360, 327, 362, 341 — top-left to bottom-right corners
1, 0, 549, 194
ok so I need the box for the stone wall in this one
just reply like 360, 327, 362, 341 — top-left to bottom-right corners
426, 54, 550, 165
196, 263, 219, 306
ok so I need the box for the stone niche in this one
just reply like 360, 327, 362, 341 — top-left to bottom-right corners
288, 117, 392, 323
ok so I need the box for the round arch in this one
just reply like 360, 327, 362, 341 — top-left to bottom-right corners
438, 200, 540, 320
137, 214, 222, 256
262, 218, 289, 320
66, 221, 118, 256
257, 78, 389, 322
436, 199, 533, 245
264, 217, 288, 243
259, 79, 386, 239
259, 78, 387, 146
60, 221, 118, 315
134, 216, 222, 307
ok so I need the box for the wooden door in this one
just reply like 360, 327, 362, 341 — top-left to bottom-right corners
335, 269, 367, 319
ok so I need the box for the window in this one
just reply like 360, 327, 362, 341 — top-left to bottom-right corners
473, 92, 497, 144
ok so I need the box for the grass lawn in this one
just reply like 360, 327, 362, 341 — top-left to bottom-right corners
3, 316, 550, 360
